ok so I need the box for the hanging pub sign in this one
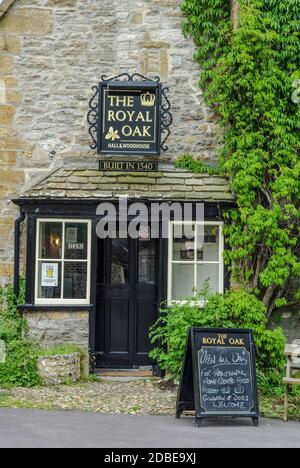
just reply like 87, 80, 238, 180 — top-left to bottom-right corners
88, 73, 172, 156
176, 328, 260, 427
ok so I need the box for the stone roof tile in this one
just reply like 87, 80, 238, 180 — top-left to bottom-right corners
20, 165, 235, 202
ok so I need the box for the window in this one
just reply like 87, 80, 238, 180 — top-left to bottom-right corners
35, 219, 91, 305
168, 221, 224, 304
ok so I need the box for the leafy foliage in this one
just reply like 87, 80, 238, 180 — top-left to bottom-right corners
180, 0, 300, 317
0, 281, 41, 387
0, 280, 27, 343
150, 287, 285, 381
39, 344, 85, 357
0, 282, 87, 387
0, 340, 41, 388
174, 154, 222, 175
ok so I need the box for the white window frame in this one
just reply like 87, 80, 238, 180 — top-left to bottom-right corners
35, 219, 92, 306
167, 221, 224, 305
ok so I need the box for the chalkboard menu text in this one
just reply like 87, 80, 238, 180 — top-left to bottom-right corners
176, 328, 260, 427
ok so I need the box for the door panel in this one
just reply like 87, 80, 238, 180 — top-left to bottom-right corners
111, 238, 129, 284
109, 297, 130, 353
135, 238, 158, 364
138, 240, 156, 284
136, 299, 157, 354
96, 234, 159, 368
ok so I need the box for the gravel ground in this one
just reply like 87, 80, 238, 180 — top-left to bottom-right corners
0, 379, 178, 415
1, 379, 298, 422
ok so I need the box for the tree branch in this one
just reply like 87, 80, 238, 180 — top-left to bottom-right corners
263, 285, 277, 313
230, 0, 240, 30
259, 187, 273, 207
267, 279, 290, 319
251, 251, 267, 289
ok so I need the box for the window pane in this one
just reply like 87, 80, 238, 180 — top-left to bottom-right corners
37, 261, 62, 299
173, 224, 195, 261
65, 223, 88, 260
197, 264, 219, 294
172, 264, 194, 300
39, 223, 62, 259
139, 240, 156, 284
64, 263, 87, 299
111, 239, 129, 284
197, 226, 220, 262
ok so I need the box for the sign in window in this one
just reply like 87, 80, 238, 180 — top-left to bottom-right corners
35, 220, 91, 305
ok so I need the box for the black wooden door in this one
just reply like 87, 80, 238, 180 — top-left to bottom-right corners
96, 234, 159, 368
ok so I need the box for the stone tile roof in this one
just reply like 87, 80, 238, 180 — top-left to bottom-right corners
20, 165, 234, 202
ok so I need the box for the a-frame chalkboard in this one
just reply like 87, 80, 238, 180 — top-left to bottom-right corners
176, 328, 260, 427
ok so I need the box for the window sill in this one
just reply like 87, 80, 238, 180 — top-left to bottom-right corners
19, 304, 94, 313
168, 300, 206, 307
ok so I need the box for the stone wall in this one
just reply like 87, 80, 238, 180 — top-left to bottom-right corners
271, 309, 300, 344
37, 352, 81, 385
24, 311, 89, 348
0, 0, 221, 281
0, 0, 16, 19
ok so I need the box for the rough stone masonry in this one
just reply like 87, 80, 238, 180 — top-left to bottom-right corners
37, 352, 81, 386
0, 0, 222, 284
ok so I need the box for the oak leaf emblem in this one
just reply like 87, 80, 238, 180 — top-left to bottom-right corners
105, 127, 120, 141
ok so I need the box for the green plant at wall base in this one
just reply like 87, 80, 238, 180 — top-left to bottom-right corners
150, 288, 285, 381
0, 282, 87, 387
179, 0, 300, 318
0, 280, 27, 343
39, 344, 85, 357
0, 281, 41, 387
0, 340, 41, 388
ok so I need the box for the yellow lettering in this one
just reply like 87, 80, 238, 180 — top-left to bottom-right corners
127, 96, 134, 107
145, 111, 153, 123
108, 95, 117, 107
108, 95, 135, 108
216, 338, 225, 345
136, 111, 145, 123
132, 126, 142, 137
108, 110, 116, 121
229, 338, 245, 346
116, 110, 127, 121
127, 111, 135, 122
143, 126, 151, 137
122, 125, 132, 137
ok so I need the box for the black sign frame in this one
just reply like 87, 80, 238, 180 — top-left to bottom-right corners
88, 73, 172, 156
176, 328, 260, 427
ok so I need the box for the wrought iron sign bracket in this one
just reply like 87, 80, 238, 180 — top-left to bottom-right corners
87, 73, 172, 155
87, 86, 100, 151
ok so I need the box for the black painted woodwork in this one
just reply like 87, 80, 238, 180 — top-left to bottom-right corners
95, 235, 159, 368
176, 328, 260, 427
15, 199, 234, 367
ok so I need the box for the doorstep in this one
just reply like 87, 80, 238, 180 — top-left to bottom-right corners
96, 368, 154, 378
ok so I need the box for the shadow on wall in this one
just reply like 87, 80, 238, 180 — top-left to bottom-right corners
270, 308, 300, 343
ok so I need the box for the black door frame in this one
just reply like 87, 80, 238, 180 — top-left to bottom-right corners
95, 230, 163, 369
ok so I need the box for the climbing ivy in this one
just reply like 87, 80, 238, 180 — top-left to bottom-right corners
180, 0, 300, 318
